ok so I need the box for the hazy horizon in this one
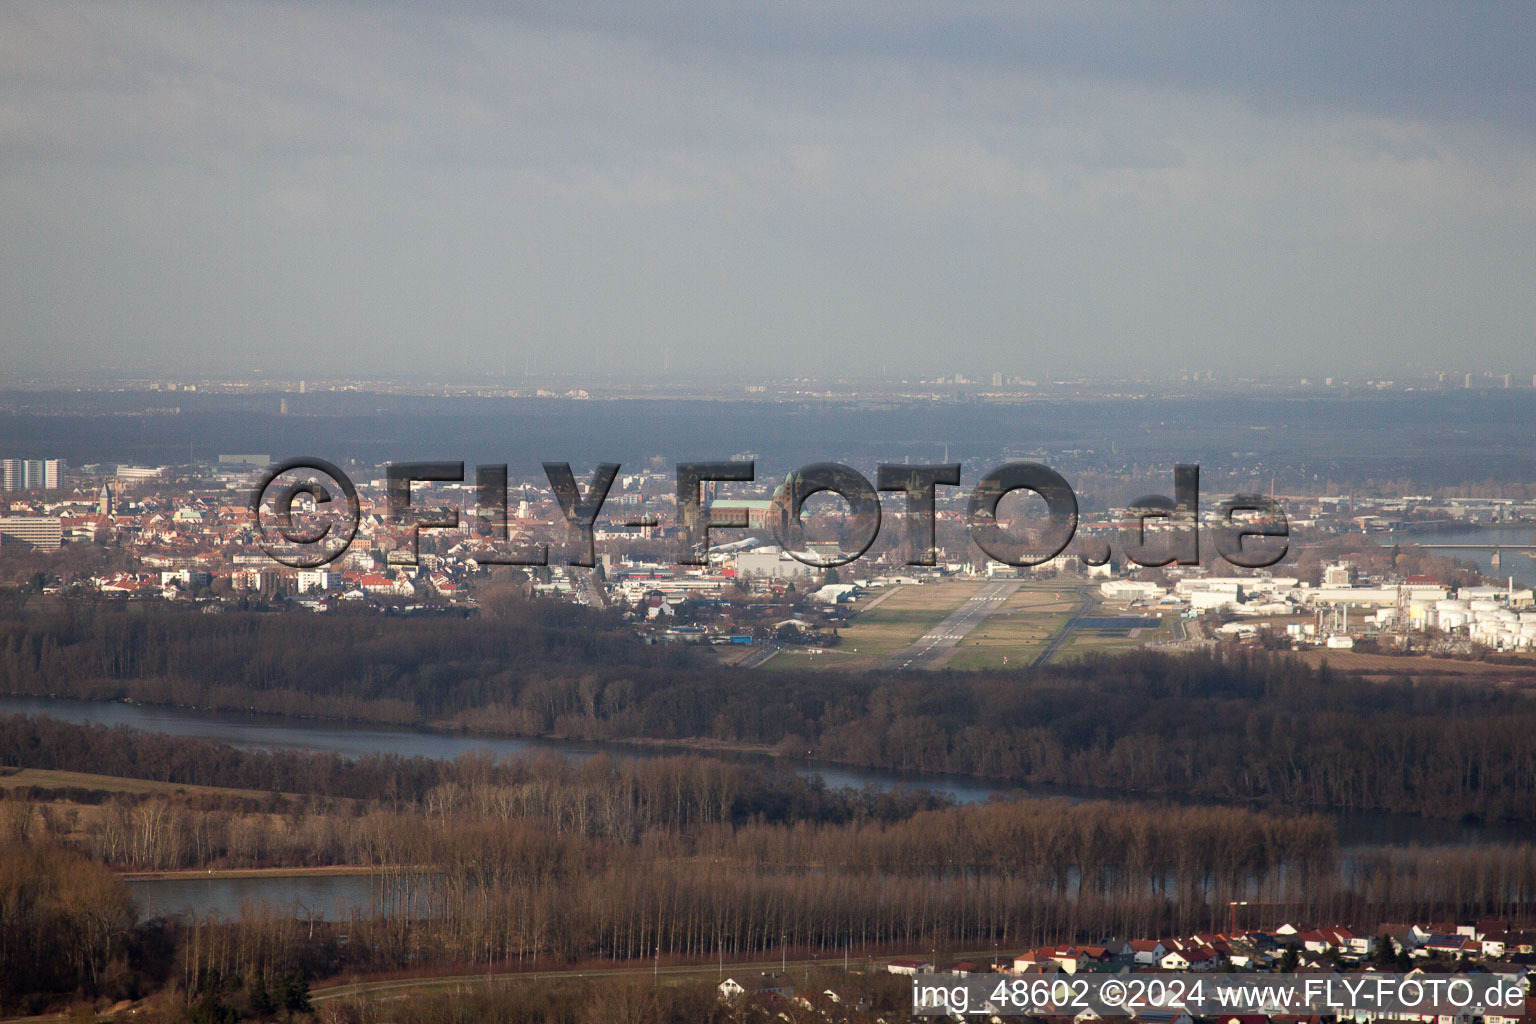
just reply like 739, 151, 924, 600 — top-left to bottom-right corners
2, 2, 1533, 381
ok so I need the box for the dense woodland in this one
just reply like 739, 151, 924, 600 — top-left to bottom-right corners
4, 601, 1536, 821
4, 600, 1536, 1018
4, 722, 1536, 1018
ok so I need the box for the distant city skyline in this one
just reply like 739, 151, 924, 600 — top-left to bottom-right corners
1, 2, 1532, 380
5, 365, 1536, 395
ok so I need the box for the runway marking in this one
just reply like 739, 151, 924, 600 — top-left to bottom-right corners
883, 580, 1023, 671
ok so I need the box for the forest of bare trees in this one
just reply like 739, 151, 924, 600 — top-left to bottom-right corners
0, 841, 139, 1013
5, 604, 1536, 1019
6, 603, 1536, 822
5, 737, 1536, 1018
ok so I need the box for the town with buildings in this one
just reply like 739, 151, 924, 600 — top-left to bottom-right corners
2, 449, 1534, 667
707, 919, 1536, 1022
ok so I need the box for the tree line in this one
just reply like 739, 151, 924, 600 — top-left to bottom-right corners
5, 733, 1536, 1018
0, 715, 950, 829
0, 597, 689, 723
5, 602, 1536, 821
7, 788, 1536, 1017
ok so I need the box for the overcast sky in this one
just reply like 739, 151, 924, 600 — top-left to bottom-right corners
1, 2, 1532, 381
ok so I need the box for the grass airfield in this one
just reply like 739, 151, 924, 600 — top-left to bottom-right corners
767, 579, 1177, 671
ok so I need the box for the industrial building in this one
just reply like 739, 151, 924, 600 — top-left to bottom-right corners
733, 545, 820, 580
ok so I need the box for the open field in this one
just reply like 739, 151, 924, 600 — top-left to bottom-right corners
1047, 612, 1181, 661
1291, 648, 1536, 679
0, 950, 934, 1024
0, 766, 286, 800
947, 586, 1185, 669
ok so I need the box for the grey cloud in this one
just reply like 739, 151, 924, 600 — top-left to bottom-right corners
0, 1, 1532, 380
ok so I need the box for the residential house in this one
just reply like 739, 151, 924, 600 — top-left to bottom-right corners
1183, 945, 1222, 971
1159, 949, 1190, 971
1299, 929, 1334, 954
718, 973, 794, 1000
1378, 925, 1423, 957
1422, 935, 1478, 959
1134, 1009, 1194, 1024
1485, 1010, 1530, 1024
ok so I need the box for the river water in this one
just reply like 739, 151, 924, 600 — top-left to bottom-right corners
1387, 523, 1536, 588
128, 873, 384, 922
0, 694, 1008, 800
2, 696, 1531, 919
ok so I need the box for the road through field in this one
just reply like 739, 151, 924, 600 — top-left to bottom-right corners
0, 949, 997, 1023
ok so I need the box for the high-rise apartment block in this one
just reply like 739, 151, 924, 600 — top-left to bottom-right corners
0, 458, 67, 491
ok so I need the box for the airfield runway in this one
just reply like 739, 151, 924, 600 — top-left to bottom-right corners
884, 579, 1022, 671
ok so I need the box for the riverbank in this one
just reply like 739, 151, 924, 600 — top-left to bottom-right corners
5, 694, 1534, 847
118, 864, 396, 882
0, 766, 287, 800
